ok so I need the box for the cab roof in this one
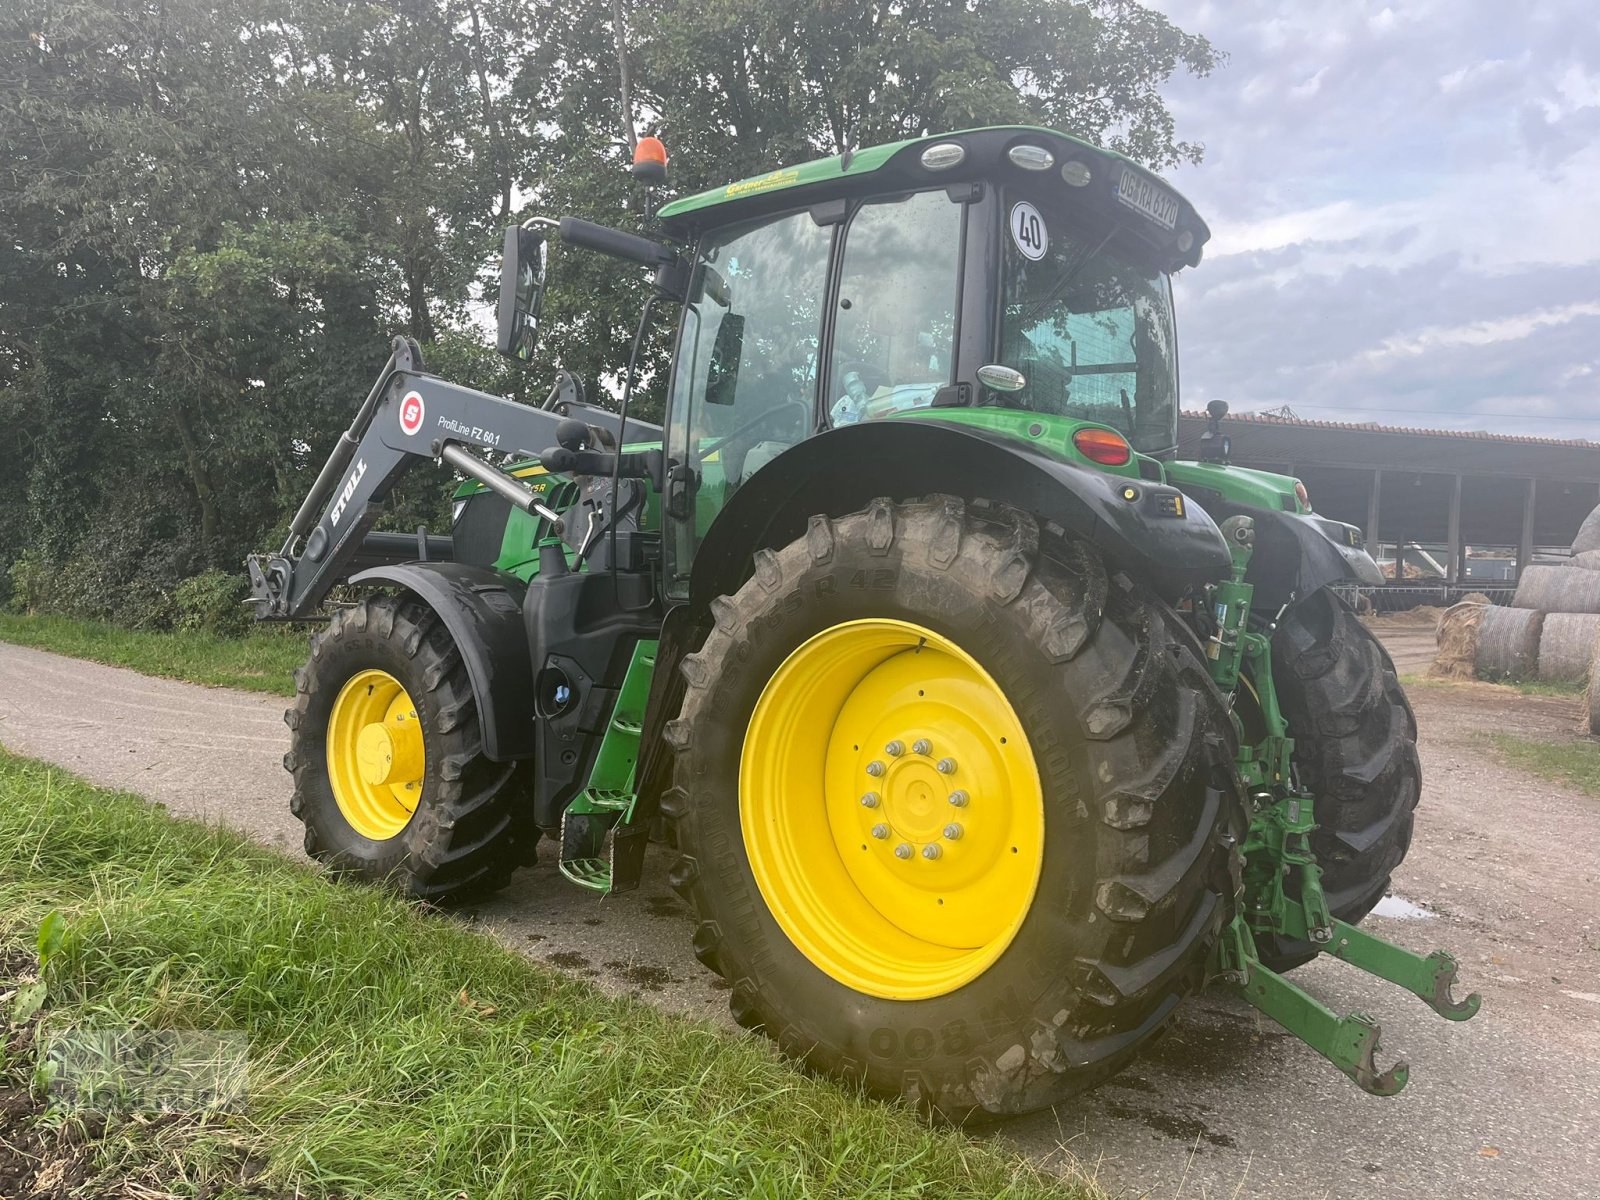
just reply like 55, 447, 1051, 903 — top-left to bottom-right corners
656, 125, 1210, 271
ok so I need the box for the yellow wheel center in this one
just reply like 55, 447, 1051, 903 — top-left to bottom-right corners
740, 619, 1045, 1000
327, 669, 425, 841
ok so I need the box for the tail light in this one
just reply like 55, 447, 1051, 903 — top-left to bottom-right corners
1073, 427, 1132, 467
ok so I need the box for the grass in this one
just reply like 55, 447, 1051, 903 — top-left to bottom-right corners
1489, 733, 1600, 798
0, 752, 1096, 1200
0, 613, 305, 695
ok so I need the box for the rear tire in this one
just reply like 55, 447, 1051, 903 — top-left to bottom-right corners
285, 594, 534, 902
1259, 587, 1420, 971
665, 497, 1244, 1120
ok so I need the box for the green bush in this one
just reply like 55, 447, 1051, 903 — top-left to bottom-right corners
5, 553, 49, 615
174, 569, 252, 637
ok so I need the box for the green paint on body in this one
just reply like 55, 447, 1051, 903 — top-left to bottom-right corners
1165, 460, 1308, 514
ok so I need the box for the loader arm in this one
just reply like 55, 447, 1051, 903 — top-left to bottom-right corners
249, 337, 658, 620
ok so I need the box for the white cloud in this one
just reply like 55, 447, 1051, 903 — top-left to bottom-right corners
1360, 302, 1600, 363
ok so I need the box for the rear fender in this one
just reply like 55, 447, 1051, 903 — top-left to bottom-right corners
348, 562, 534, 761
688, 419, 1232, 611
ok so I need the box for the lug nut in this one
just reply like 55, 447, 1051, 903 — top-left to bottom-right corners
936, 758, 957, 775
912, 738, 932, 756
860, 792, 881, 809
885, 740, 905, 757
922, 844, 943, 860
871, 823, 889, 840
943, 823, 963, 840
947, 789, 969, 808
894, 843, 913, 860
865, 760, 886, 777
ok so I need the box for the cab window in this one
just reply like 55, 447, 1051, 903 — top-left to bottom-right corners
665, 208, 831, 592
827, 191, 963, 425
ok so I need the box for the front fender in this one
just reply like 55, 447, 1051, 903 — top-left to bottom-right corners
688, 419, 1232, 611
348, 562, 534, 761
1240, 509, 1384, 607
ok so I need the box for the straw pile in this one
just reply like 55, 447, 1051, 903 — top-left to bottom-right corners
1573, 550, 1600, 571
1431, 601, 1486, 678
1536, 613, 1600, 682
1512, 565, 1600, 615
1475, 606, 1544, 679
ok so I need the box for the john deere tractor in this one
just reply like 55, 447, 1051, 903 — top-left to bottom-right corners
250, 125, 1478, 1120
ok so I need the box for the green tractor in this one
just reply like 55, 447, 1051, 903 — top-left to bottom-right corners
250, 125, 1478, 1120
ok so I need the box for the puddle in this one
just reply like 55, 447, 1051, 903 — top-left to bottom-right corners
1372, 894, 1435, 920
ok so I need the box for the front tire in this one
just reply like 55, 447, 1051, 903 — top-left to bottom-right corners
665, 497, 1243, 1120
285, 595, 533, 901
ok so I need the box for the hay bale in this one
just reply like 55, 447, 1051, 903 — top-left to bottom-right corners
1475, 606, 1544, 679
1573, 505, 1600, 554
1537, 613, 1600, 682
1431, 601, 1485, 678
1573, 550, 1600, 571
1512, 565, 1600, 614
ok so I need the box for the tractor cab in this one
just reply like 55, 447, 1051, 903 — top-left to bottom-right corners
497, 127, 1214, 599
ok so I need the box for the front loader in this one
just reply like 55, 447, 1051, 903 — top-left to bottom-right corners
250, 125, 1477, 1120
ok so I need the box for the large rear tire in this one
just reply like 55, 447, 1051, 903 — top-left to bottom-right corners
665, 497, 1243, 1120
285, 595, 534, 901
1259, 587, 1420, 971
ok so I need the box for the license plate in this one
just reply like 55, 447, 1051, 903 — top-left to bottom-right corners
1115, 168, 1180, 230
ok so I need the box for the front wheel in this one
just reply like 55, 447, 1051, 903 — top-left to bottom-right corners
284, 595, 533, 901
665, 497, 1244, 1120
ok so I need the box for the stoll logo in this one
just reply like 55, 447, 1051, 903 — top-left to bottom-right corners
329, 459, 367, 528
399, 390, 426, 436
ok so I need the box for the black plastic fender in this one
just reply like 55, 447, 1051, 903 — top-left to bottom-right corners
1234, 508, 1384, 609
688, 419, 1233, 611
348, 562, 535, 761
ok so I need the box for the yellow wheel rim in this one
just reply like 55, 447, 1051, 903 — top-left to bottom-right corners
740, 619, 1045, 1000
327, 669, 425, 841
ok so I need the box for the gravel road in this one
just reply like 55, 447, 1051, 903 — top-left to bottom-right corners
2, 636, 1596, 1199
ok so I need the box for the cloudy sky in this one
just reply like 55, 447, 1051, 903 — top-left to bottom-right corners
1147, 1, 1600, 441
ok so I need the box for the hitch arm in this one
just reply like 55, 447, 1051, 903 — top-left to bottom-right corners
1325, 919, 1482, 1021
1237, 961, 1410, 1096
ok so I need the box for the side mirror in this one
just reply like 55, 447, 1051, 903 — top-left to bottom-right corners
496, 225, 549, 362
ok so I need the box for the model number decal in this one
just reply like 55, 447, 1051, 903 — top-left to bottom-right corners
329, 458, 367, 528
436, 414, 502, 448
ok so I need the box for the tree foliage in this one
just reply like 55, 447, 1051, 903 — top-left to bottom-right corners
0, 0, 1217, 628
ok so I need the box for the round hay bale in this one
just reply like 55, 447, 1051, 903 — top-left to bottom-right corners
1572, 505, 1600, 554
1475, 606, 1544, 680
1573, 550, 1600, 571
1511, 565, 1600, 614
1431, 601, 1485, 678
1537, 613, 1600, 682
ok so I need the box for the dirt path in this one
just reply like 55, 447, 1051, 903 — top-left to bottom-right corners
2, 639, 1596, 1199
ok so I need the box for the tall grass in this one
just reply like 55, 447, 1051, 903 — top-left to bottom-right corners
0, 753, 1094, 1199
0, 613, 304, 695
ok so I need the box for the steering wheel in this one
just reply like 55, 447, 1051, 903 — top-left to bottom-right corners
698, 398, 811, 461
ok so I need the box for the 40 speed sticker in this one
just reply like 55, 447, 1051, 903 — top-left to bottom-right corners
1009, 201, 1048, 261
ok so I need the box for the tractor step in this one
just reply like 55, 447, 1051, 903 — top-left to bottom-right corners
556, 808, 650, 895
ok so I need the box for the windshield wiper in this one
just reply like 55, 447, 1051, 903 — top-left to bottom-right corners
1018, 228, 1115, 325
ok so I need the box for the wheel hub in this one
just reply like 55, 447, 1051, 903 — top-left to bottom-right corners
327, 669, 424, 841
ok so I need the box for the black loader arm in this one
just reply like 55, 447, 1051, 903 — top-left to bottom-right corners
249, 337, 659, 620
